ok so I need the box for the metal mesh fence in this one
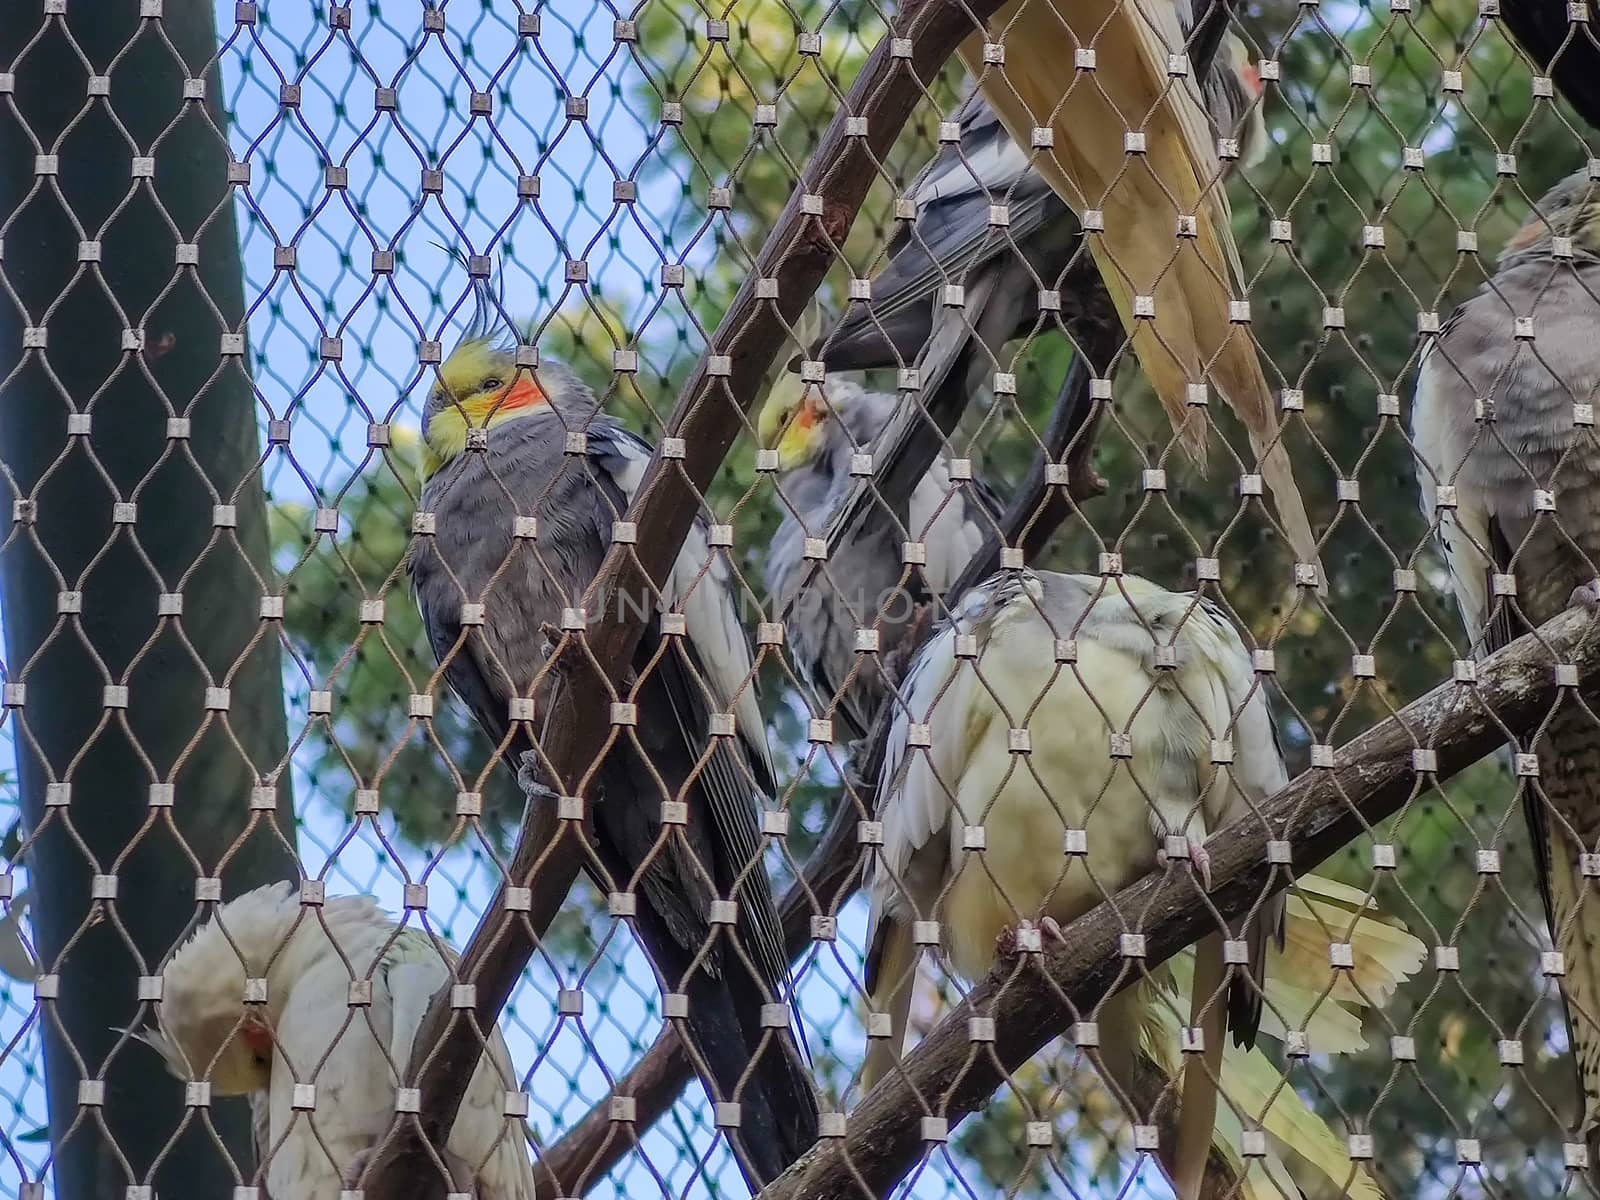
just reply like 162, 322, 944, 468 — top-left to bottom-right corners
2, 0, 1599, 1197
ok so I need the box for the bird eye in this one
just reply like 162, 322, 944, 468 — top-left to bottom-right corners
481, 376, 504, 392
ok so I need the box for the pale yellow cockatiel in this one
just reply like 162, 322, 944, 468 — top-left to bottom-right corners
959, 3, 1322, 583
138, 881, 538, 1198
862, 569, 1289, 1200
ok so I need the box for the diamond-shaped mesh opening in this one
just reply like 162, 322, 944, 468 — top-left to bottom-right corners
1, 1, 1599, 1198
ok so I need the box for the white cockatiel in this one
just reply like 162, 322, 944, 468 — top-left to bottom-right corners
863, 569, 1287, 1200
140, 881, 537, 1198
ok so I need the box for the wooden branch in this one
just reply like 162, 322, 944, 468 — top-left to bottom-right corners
360, 0, 1011, 1195
530, 797, 862, 1198
526, 303, 1120, 1198
758, 603, 1600, 1200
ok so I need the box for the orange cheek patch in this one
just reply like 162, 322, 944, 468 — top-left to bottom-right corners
498, 379, 546, 412
1505, 220, 1544, 252
240, 1019, 272, 1056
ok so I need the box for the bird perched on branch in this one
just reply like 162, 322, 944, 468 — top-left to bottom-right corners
1411, 166, 1600, 1167
862, 569, 1285, 1200
138, 881, 537, 1198
815, 32, 1265, 388
951, 4, 1322, 580
759, 375, 1002, 742
408, 274, 819, 1186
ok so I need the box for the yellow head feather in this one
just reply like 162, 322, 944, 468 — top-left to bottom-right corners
754, 303, 835, 470
419, 336, 546, 480
756, 371, 834, 471
151, 882, 301, 1092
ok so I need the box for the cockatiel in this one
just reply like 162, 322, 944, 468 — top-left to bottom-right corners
863, 569, 1287, 1200
1411, 166, 1600, 1168
815, 33, 1266, 385
957, 2, 1322, 580
759, 375, 1002, 742
138, 881, 537, 1197
409, 277, 819, 1185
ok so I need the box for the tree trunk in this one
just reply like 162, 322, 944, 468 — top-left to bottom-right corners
0, 4, 298, 1196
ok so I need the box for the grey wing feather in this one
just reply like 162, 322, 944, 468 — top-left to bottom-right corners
586, 424, 791, 999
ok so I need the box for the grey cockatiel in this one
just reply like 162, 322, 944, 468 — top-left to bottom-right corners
758, 375, 1002, 742
816, 33, 1266, 386
408, 285, 818, 1184
862, 569, 1286, 1200
1411, 166, 1600, 1163
810, 23, 1320, 577
139, 882, 537, 1198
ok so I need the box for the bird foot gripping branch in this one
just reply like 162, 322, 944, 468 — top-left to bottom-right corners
1570, 579, 1600, 617
1156, 835, 1215, 892
515, 752, 560, 807
994, 917, 1068, 961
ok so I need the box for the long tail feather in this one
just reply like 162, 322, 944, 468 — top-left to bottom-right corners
1173, 933, 1228, 1200
963, 0, 1325, 586
860, 917, 918, 1095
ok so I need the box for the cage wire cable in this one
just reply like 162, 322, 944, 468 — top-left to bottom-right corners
0, 0, 1597, 1198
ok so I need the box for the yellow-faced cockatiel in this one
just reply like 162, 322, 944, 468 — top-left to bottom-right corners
863, 569, 1286, 1199
138, 881, 538, 1197
408, 268, 819, 1185
960, 2, 1322, 582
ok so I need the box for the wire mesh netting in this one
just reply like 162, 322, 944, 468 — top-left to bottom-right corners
4, 0, 1600, 1198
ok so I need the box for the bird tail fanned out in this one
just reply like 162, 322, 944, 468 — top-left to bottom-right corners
1172, 932, 1228, 1200
1152, 873, 1422, 1196
860, 915, 918, 1095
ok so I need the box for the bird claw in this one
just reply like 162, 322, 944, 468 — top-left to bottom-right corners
1157, 836, 1214, 891
995, 917, 1065, 960
1191, 841, 1214, 891
1571, 579, 1600, 617
515, 752, 559, 801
